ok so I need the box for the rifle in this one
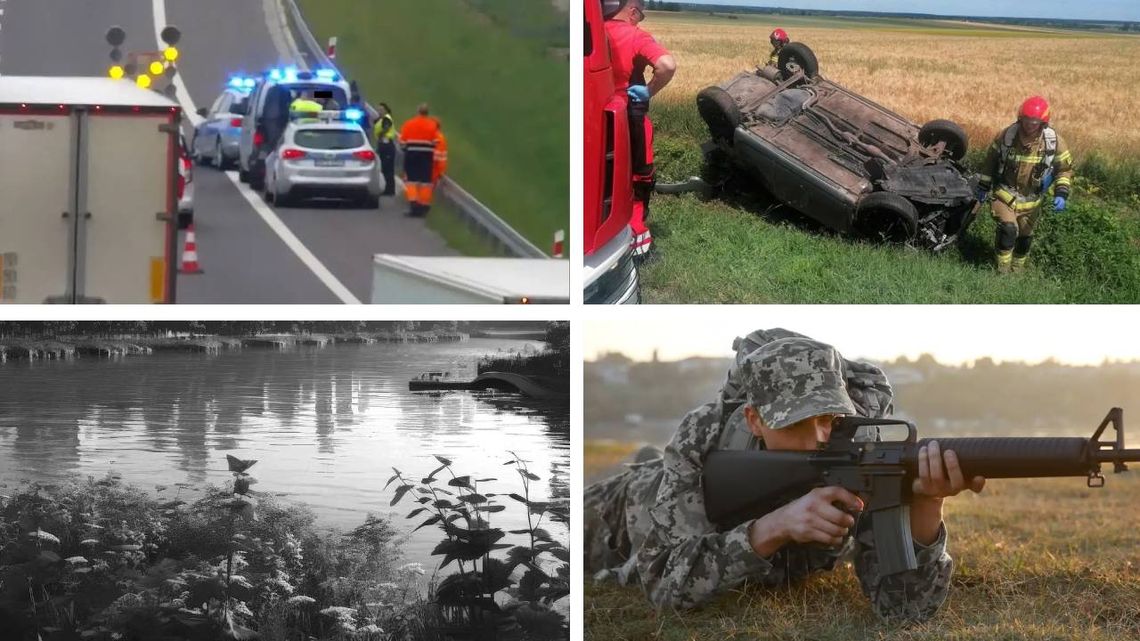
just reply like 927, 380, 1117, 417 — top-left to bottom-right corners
702, 408, 1140, 575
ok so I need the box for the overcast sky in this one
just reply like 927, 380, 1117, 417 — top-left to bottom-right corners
681, 0, 1140, 22
585, 307, 1140, 365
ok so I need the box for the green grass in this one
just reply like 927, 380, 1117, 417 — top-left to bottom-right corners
585, 449, 1140, 640
650, 11, 1128, 38
299, 0, 568, 255
641, 102, 1140, 304
426, 200, 500, 257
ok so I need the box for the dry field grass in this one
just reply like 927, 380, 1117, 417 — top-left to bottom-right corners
584, 440, 1140, 640
646, 12, 1140, 159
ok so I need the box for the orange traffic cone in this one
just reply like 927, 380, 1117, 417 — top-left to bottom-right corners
179, 224, 204, 274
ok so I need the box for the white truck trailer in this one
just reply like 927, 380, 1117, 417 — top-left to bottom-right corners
371, 255, 570, 304
0, 76, 183, 303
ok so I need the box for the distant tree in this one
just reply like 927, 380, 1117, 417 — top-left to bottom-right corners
544, 321, 570, 354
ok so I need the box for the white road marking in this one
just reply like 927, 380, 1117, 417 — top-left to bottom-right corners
225, 170, 363, 304
151, 0, 361, 304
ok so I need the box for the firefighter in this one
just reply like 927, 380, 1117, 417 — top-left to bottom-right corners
289, 90, 323, 121
603, 0, 677, 259
976, 96, 1074, 273
432, 119, 448, 186
398, 103, 441, 217
767, 28, 789, 66
373, 102, 397, 197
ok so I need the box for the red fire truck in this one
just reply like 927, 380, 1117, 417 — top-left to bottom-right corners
583, 0, 640, 304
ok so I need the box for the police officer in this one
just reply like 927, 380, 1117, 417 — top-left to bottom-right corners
373, 102, 397, 197
977, 96, 1074, 273
289, 90, 323, 121
584, 331, 985, 621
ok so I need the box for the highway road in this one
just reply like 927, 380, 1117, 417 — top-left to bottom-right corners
0, 0, 454, 303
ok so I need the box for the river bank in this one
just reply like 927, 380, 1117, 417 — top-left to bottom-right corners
0, 331, 469, 362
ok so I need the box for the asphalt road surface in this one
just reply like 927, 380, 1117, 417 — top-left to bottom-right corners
0, 0, 454, 303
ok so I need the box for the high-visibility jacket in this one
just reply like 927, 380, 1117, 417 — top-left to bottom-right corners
399, 115, 439, 184
979, 124, 1074, 212
767, 47, 780, 66
432, 131, 448, 183
373, 113, 396, 143
289, 98, 323, 119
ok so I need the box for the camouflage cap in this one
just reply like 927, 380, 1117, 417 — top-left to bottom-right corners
741, 336, 856, 430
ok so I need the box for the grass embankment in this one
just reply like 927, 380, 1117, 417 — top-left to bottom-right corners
584, 441, 1140, 640
299, 0, 568, 255
637, 11, 1140, 303
584, 441, 640, 482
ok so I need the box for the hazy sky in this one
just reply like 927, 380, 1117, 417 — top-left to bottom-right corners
585, 307, 1140, 365
681, 0, 1140, 21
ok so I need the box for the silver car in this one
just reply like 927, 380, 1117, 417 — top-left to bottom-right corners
192, 82, 251, 170
263, 115, 383, 208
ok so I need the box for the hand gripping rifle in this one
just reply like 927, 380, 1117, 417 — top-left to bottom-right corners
702, 408, 1140, 576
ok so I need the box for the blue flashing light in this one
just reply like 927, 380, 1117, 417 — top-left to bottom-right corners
284, 66, 299, 82
315, 69, 337, 80
268, 68, 284, 81
243, 78, 256, 89
344, 108, 364, 122
228, 77, 244, 89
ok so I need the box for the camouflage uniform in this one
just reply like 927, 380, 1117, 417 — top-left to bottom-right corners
585, 331, 953, 622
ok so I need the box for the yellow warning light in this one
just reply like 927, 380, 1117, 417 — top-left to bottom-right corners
136, 74, 152, 89
163, 47, 179, 62
109, 65, 125, 80
149, 61, 165, 76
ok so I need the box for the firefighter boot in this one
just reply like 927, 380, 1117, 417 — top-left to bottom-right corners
995, 250, 1013, 274
1011, 237, 1032, 273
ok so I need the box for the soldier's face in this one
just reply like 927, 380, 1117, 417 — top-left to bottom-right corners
745, 406, 836, 450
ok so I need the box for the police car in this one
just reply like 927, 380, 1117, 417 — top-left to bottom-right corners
191, 76, 254, 170
238, 67, 352, 190
262, 109, 384, 208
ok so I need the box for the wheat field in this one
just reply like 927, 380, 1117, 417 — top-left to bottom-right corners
645, 12, 1140, 159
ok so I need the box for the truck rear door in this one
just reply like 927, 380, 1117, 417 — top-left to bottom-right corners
0, 109, 76, 303
79, 110, 177, 303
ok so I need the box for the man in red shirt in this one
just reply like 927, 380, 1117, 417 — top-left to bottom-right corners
603, 0, 677, 259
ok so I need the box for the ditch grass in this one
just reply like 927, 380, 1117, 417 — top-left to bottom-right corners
299, 0, 569, 254
584, 441, 641, 483
640, 102, 1140, 304
584, 445, 1140, 641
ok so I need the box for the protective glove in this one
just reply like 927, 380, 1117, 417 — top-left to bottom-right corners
627, 85, 650, 104
1053, 196, 1067, 212
975, 188, 989, 203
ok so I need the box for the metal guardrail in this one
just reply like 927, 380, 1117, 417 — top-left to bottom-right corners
280, 0, 548, 258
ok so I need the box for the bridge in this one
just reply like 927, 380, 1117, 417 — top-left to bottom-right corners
409, 371, 565, 399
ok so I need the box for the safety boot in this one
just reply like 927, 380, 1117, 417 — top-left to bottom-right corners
1011, 254, 1029, 273
995, 250, 1013, 274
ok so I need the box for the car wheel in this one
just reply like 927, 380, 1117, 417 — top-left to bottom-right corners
918, 119, 969, 162
213, 138, 227, 170
696, 86, 741, 145
778, 42, 819, 83
238, 165, 249, 183
856, 191, 918, 243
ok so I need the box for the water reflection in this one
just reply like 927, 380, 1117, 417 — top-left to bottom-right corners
0, 339, 568, 561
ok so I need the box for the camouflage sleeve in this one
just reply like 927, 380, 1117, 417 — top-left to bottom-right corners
1053, 132, 1074, 198
853, 520, 953, 622
977, 132, 1002, 190
637, 402, 782, 609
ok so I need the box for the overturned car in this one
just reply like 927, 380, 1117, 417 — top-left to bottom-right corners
696, 43, 977, 250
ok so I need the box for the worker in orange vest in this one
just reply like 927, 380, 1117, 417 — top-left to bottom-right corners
398, 103, 441, 217
432, 119, 448, 185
